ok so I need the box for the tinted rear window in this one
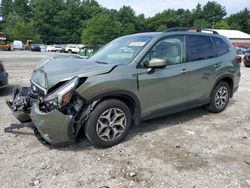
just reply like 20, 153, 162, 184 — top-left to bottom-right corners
212, 37, 229, 56
187, 35, 214, 61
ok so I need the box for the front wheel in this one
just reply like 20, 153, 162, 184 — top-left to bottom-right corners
206, 82, 230, 113
84, 99, 132, 148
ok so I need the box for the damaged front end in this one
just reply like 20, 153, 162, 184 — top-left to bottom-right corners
6, 76, 97, 145
7, 87, 34, 123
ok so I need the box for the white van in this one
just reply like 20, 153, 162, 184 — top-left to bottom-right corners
12, 40, 23, 50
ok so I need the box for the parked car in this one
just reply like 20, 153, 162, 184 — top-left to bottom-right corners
46, 45, 53, 52
243, 53, 250, 67
0, 61, 8, 89
51, 45, 64, 53
65, 44, 83, 53
7, 28, 241, 148
12, 40, 23, 50
30, 44, 41, 52
39, 44, 47, 52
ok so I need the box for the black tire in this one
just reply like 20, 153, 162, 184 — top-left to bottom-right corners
206, 81, 230, 113
244, 62, 250, 67
84, 99, 131, 148
243, 56, 250, 67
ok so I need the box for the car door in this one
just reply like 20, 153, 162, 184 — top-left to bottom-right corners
137, 35, 191, 117
186, 35, 217, 103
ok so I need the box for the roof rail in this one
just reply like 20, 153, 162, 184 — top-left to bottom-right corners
165, 27, 219, 34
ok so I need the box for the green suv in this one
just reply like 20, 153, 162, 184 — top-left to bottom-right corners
7, 28, 241, 147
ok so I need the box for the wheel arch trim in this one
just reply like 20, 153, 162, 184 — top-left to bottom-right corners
210, 74, 234, 97
87, 90, 141, 125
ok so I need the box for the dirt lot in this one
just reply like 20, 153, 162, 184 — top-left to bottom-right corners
0, 51, 250, 188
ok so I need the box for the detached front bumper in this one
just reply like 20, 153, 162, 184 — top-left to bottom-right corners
7, 87, 76, 145
30, 104, 74, 144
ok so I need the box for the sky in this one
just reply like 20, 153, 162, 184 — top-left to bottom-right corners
97, 0, 250, 17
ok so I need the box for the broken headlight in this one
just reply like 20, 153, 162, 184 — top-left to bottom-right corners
43, 77, 79, 110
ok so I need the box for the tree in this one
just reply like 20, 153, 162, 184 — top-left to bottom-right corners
31, 0, 65, 44
117, 6, 136, 24
117, 6, 137, 35
3, 14, 41, 42
215, 20, 230, 29
81, 14, 121, 44
122, 23, 136, 35
80, 0, 104, 20
0, 0, 249, 45
227, 8, 250, 33
0, 0, 13, 20
192, 3, 203, 20
134, 14, 146, 32
156, 25, 166, 32
13, 0, 31, 20
193, 19, 209, 28
53, 0, 82, 43
202, 1, 226, 28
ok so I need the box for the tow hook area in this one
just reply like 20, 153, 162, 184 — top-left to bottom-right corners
4, 122, 50, 146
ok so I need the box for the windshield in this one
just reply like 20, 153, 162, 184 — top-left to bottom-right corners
0, 39, 7, 45
89, 35, 154, 64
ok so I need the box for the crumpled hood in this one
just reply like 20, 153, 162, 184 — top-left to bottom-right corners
32, 55, 116, 89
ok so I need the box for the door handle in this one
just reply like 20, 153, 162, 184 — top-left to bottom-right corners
181, 68, 188, 73
214, 63, 222, 68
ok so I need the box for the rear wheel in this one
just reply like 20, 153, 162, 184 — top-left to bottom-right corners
206, 81, 230, 113
244, 59, 250, 67
84, 99, 131, 148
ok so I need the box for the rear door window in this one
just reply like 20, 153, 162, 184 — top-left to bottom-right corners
187, 35, 214, 61
211, 37, 230, 56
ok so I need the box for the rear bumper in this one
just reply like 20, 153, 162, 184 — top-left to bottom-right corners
232, 69, 241, 96
233, 86, 239, 93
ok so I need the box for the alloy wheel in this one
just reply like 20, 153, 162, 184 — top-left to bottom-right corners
215, 86, 229, 109
96, 108, 127, 142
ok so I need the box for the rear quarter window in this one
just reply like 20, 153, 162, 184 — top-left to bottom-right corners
211, 37, 230, 56
187, 35, 214, 62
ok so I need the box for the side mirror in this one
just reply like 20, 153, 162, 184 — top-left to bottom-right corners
148, 58, 166, 68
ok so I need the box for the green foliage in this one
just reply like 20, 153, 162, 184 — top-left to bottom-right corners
3, 14, 41, 42
215, 21, 230, 29
202, 1, 227, 28
156, 25, 166, 32
193, 19, 209, 28
81, 14, 121, 44
13, 0, 31, 20
0, 0, 249, 44
0, 0, 13, 19
227, 8, 250, 33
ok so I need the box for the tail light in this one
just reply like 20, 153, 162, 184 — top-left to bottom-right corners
236, 56, 242, 64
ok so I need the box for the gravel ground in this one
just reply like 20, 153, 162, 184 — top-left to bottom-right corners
0, 51, 250, 188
